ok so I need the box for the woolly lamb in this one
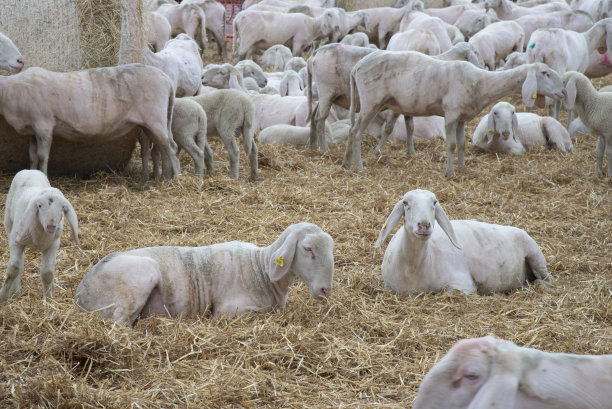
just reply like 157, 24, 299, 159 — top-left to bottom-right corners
473, 101, 573, 154
414, 336, 612, 409
234, 59, 268, 88
201, 63, 247, 91
0, 170, 79, 303
0, 32, 24, 72
563, 71, 612, 176
374, 189, 551, 294
75, 223, 334, 325
189, 89, 258, 180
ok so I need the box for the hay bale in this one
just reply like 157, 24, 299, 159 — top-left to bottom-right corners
0, 0, 144, 177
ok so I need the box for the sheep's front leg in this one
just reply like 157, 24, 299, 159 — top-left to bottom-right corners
445, 119, 459, 177
248, 140, 258, 181
311, 98, 332, 151
139, 131, 151, 180
405, 116, 415, 156
595, 135, 605, 176
28, 135, 38, 170
34, 127, 53, 175
457, 121, 466, 167
40, 241, 60, 299
603, 135, 612, 177
0, 243, 25, 303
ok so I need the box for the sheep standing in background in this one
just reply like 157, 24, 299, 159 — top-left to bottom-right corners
0, 170, 79, 303
563, 71, 612, 176
0, 32, 24, 72
75, 223, 334, 325
484, 0, 570, 20
473, 101, 573, 154
339, 32, 371, 47
156, 2, 208, 51
146, 11, 172, 52
468, 20, 524, 70
374, 189, 551, 294
386, 28, 441, 55
413, 336, 612, 409
189, 89, 258, 180
183, 0, 228, 60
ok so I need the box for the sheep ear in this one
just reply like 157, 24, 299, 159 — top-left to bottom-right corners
268, 229, 299, 282
563, 76, 576, 110
468, 373, 518, 409
521, 68, 537, 108
280, 78, 288, 97
14, 200, 39, 243
435, 203, 461, 249
62, 199, 80, 246
374, 200, 404, 248
511, 111, 518, 138
486, 113, 495, 143
229, 67, 245, 91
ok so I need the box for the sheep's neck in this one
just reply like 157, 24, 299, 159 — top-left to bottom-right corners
478, 65, 530, 106
257, 244, 294, 309
573, 75, 600, 130
399, 230, 436, 291
583, 20, 607, 53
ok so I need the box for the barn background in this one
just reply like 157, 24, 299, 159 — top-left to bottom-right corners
0, 0, 611, 407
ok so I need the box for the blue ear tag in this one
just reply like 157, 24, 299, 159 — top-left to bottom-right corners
529, 43, 535, 49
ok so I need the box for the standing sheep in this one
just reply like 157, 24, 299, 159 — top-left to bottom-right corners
468, 20, 524, 70
189, 89, 258, 180
374, 189, 551, 295
75, 223, 334, 325
0, 170, 79, 303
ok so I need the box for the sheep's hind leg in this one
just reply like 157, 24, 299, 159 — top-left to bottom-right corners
374, 111, 399, 153
404, 115, 415, 156
444, 120, 459, 177
595, 135, 605, 176
457, 121, 466, 167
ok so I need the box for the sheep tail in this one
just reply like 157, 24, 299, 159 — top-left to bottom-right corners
349, 69, 357, 126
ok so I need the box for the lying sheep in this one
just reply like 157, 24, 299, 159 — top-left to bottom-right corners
413, 336, 612, 409
189, 89, 258, 180
259, 44, 293, 71
0, 32, 25, 72
257, 123, 333, 146
473, 101, 573, 154
563, 70, 612, 176
0, 170, 79, 303
280, 70, 304, 96
284, 56, 307, 72
75, 222, 334, 325
374, 189, 551, 294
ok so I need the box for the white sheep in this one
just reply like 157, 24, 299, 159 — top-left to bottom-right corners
374, 189, 551, 294
279, 70, 304, 96
360, 0, 425, 48
145, 11, 172, 52
339, 32, 371, 47
514, 11, 594, 47
399, 11, 454, 52
259, 44, 293, 71
201, 63, 247, 91
0, 64, 180, 179
0, 32, 24, 72
189, 89, 258, 180
413, 336, 612, 409
473, 101, 573, 154
284, 56, 307, 72
257, 123, 334, 146
144, 33, 203, 97
563, 71, 612, 176
468, 20, 524, 70
75, 222, 334, 325
484, 0, 570, 20
342, 50, 566, 177
568, 84, 612, 137
234, 59, 268, 88
156, 2, 207, 51
250, 94, 310, 132
453, 9, 496, 39
503, 51, 528, 69
182, 0, 228, 59
0, 170, 79, 303
386, 28, 441, 55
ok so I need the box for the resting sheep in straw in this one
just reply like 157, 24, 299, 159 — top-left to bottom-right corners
413, 336, 612, 409
75, 223, 334, 325
374, 189, 551, 295
0, 170, 79, 303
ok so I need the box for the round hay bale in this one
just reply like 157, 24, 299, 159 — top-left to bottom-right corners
0, 0, 144, 177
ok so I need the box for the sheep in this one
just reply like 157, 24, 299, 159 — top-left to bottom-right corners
0, 170, 79, 303
454, 10, 497, 39
413, 336, 612, 409
484, 0, 570, 20
568, 85, 612, 137
250, 94, 310, 131
258, 123, 332, 146
0, 32, 24, 72
146, 11, 172, 52
234, 59, 268, 88
280, 70, 304, 96
467, 20, 524, 70
201, 63, 247, 91
359, 0, 425, 48
156, 2, 207, 51
503, 51, 528, 69
143, 33, 203, 97
422, 4, 484, 25
399, 11, 454, 52
339, 32, 371, 47
0, 64, 180, 179
189, 89, 258, 180
75, 222, 334, 325
514, 11, 594, 47
243, 77, 262, 92
342, 51, 566, 177
374, 189, 551, 295
182, 0, 228, 60
284, 56, 307, 73
386, 28, 441, 55
259, 44, 293, 71
472, 101, 573, 155
563, 71, 612, 176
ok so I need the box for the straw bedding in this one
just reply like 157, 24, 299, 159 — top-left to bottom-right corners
0, 53, 611, 407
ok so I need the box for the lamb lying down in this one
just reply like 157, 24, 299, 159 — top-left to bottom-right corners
413, 336, 612, 409
75, 223, 334, 325
257, 122, 348, 146
472, 101, 573, 155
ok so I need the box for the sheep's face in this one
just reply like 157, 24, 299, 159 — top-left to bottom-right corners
534, 65, 566, 101
483, 0, 501, 11
242, 65, 267, 88
401, 190, 438, 240
201, 66, 229, 89
488, 102, 516, 142
0, 33, 24, 73
36, 193, 66, 235
293, 232, 334, 300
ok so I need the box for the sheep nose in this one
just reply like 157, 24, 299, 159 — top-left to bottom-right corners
45, 224, 56, 234
319, 287, 331, 297
502, 130, 510, 140
417, 222, 431, 234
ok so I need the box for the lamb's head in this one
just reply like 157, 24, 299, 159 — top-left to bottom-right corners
0, 32, 24, 73
413, 336, 522, 409
487, 102, 518, 142
201, 63, 244, 90
484, 0, 508, 13
267, 223, 334, 300
284, 56, 307, 73
374, 190, 461, 249
235, 60, 267, 87
522, 63, 566, 108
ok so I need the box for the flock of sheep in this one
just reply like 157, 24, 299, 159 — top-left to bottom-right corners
0, 0, 611, 406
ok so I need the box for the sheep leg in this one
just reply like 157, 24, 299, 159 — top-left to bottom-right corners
343, 106, 383, 170
222, 133, 241, 180
595, 135, 605, 175
311, 98, 333, 151
457, 121, 466, 167
374, 111, 399, 153
180, 138, 206, 175
0, 244, 25, 303
138, 131, 151, 180
143, 126, 180, 179
40, 243, 59, 299
203, 142, 215, 176
33, 126, 53, 175
444, 120, 459, 177
28, 135, 38, 170
405, 115, 416, 156
248, 140, 258, 181
606, 137, 612, 177
152, 145, 162, 179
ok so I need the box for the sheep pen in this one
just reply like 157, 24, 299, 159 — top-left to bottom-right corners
0, 48, 611, 407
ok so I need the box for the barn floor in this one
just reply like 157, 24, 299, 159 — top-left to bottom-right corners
0, 47, 611, 407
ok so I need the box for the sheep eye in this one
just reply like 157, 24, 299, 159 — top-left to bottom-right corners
464, 373, 479, 381
37, 203, 43, 209
303, 246, 312, 252
433, 200, 438, 206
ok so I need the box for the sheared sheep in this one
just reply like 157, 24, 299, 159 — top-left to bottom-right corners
472, 101, 573, 154
0, 170, 79, 303
75, 222, 334, 325
259, 44, 293, 71
413, 336, 612, 409
257, 123, 335, 146
0, 32, 24, 72
374, 189, 551, 294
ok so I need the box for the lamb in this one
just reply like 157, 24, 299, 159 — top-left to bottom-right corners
259, 44, 293, 71
386, 28, 441, 55
467, 20, 524, 70
234, 59, 268, 88
189, 89, 258, 180
339, 32, 371, 47
75, 222, 334, 325
563, 71, 612, 176
280, 70, 304, 96
258, 123, 333, 146
143, 33, 203, 97
399, 11, 454, 52
284, 56, 307, 72
472, 101, 573, 154
201, 63, 247, 91
0, 32, 25, 72
342, 51, 566, 177
503, 51, 528, 69
0, 170, 79, 303
0, 64, 180, 179
359, 0, 425, 48
413, 336, 612, 409
374, 189, 551, 295
484, 0, 570, 20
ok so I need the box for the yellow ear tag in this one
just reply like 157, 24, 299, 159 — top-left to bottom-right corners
532, 92, 537, 99
382, 222, 387, 229
274, 256, 284, 267
488, 129, 493, 134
